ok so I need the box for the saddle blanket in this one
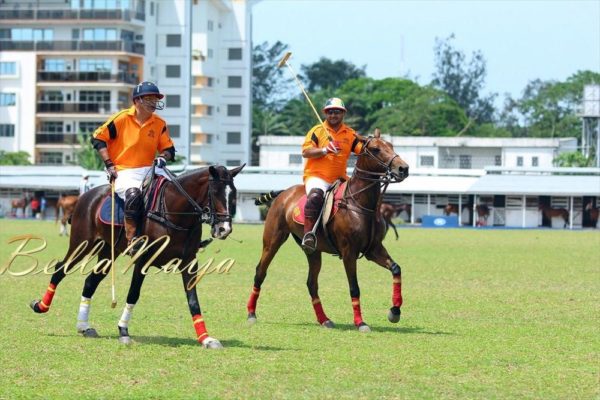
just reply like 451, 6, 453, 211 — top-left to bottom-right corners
293, 182, 346, 225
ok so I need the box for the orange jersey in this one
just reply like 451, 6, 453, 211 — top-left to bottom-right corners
92, 106, 174, 170
302, 122, 363, 183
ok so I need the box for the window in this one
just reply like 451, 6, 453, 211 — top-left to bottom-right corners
38, 152, 63, 165
289, 154, 303, 165
166, 95, 180, 108
517, 156, 523, 167
228, 48, 242, 60
168, 124, 180, 138
0, 62, 16, 76
43, 59, 66, 72
79, 59, 111, 72
532, 156, 539, 167
0, 93, 16, 106
80, 91, 110, 102
79, 121, 102, 133
207, 20, 214, 31
207, 105, 213, 115
10, 28, 53, 41
0, 124, 15, 137
420, 155, 434, 167
227, 104, 241, 116
207, 77, 214, 87
82, 28, 116, 41
459, 155, 471, 169
41, 91, 63, 102
227, 131, 241, 144
166, 34, 181, 47
207, 48, 214, 59
227, 76, 242, 88
494, 155, 502, 166
165, 65, 181, 78
226, 160, 241, 166
41, 121, 63, 133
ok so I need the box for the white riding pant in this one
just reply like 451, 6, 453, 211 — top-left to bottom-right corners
304, 176, 331, 195
114, 166, 169, 200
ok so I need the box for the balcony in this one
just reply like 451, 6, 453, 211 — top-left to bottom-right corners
37, 102, 120, 114
36, 133, 80, 145
38, 71, 139, 85
0, 40, 144, 55
0, 8, 145, 21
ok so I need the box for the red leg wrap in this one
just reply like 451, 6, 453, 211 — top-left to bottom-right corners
351, 297, 363, 326
392, 277, 403, 308
247, 286, 260, 313
38, 283, 57, 312
312, 297, 328, 324
192, 314, 208, 343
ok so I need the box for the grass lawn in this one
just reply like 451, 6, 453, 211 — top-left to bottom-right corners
0, 220, 598, 399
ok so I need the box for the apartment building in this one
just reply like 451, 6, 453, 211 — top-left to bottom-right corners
0, 0, 253, 167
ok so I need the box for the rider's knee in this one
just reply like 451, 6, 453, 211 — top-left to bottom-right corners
306, 188, 324, 209
125, 187, 143, 219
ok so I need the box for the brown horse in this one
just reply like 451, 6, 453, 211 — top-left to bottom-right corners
246, 130, 409, 332
585, 201, 599, 228
443, 204, 466, 216
10, 196, 29, 217
30, 165, 244, 349
56, 195, 79, 236
539, 204, 569, 228
379, 202, 411, 240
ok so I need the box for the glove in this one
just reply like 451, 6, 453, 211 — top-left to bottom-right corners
104, 159, 118, 182
325, 140, 340, 154
154, 156, 167, 168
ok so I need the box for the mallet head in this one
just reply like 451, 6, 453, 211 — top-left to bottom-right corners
111, 300, 117, 308
277, 51, 292, 68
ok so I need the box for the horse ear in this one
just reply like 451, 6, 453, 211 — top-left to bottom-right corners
353, 132, 367, 143
229, 163, 246, 178
373, 128, 381, 138
209, 165, 219, 179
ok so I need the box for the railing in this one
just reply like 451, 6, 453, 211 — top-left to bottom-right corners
37, 102, 112, 113
37, 71, 139, 85
0, 8, 144, 21
0, 40, 144, 55
36, 134, 80, 145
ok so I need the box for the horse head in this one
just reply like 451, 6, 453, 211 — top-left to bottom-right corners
206, 164, 245, 239
354, 128, 409, 182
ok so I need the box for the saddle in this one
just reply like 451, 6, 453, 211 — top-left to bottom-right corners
293, 180, 346, 227
97, 175, 168, 226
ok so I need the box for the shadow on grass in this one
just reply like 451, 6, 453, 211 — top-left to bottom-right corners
259, 321, 453, 335
45, 333, 294, 350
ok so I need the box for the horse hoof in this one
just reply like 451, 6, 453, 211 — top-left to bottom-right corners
80, 328, 99, 338
119, 336, 133, 345
247, 312, 257, 325
321, 320, 335, 329
29, 300, 46, 314
388, 307, 401, 323
358, 323, 371, 333
202, 337, 223, 349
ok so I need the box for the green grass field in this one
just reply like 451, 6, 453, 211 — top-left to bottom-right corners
0, 220, 598, 399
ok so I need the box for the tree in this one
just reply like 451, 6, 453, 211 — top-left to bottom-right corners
554, 151, 592, 167
0, 151, 32, 165
73, 134, 104, 170
252, 41, 293, 109
301, 57, 366, 93
431, 34, 496, 125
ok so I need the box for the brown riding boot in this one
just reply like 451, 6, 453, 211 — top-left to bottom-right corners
301, 207, 319, 254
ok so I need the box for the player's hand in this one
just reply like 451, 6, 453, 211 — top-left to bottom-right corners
154, 156, 167, 168
325, 140, 340, 154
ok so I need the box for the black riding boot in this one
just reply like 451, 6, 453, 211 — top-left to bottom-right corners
301, 189, 324, 254
124, 188, 143, 256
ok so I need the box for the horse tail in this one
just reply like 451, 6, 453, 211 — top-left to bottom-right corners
55, 198, 61, 224
254, 190, 284, 206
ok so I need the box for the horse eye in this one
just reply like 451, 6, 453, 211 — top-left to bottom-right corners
371, 147, 380, 154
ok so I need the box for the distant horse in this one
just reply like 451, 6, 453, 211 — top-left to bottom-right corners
443, 204, 469, 216
539, 204, 569, 228
30, 165, 244, 349
10, 197, 29, 217
379, 202, 411, 240
56, 195, 79, 236
585, 201, 599, 228
247, 129, 409, 332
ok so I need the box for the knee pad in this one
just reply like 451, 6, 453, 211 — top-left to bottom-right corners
125, 187, 143, 219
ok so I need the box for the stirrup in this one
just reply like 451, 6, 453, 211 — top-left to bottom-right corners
301, 232, 317, 254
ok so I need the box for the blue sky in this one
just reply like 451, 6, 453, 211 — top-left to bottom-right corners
252, 0, 600, 102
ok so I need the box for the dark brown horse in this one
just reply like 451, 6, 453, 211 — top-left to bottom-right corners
30, 165, 244, 349
585, 201, 599, 228
247, 130, 409, 332
56, 195, 79, 236
379, 202, 411, 240
10, 196, 29, 217
539, 204, 569, 228
443, 204, 467, 216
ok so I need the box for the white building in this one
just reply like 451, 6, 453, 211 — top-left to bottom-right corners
0, 0, 253, 167
258, 135, 579, 170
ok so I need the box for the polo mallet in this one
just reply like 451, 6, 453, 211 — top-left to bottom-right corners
277, 52, 333, 142
110, 180, 117, 309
